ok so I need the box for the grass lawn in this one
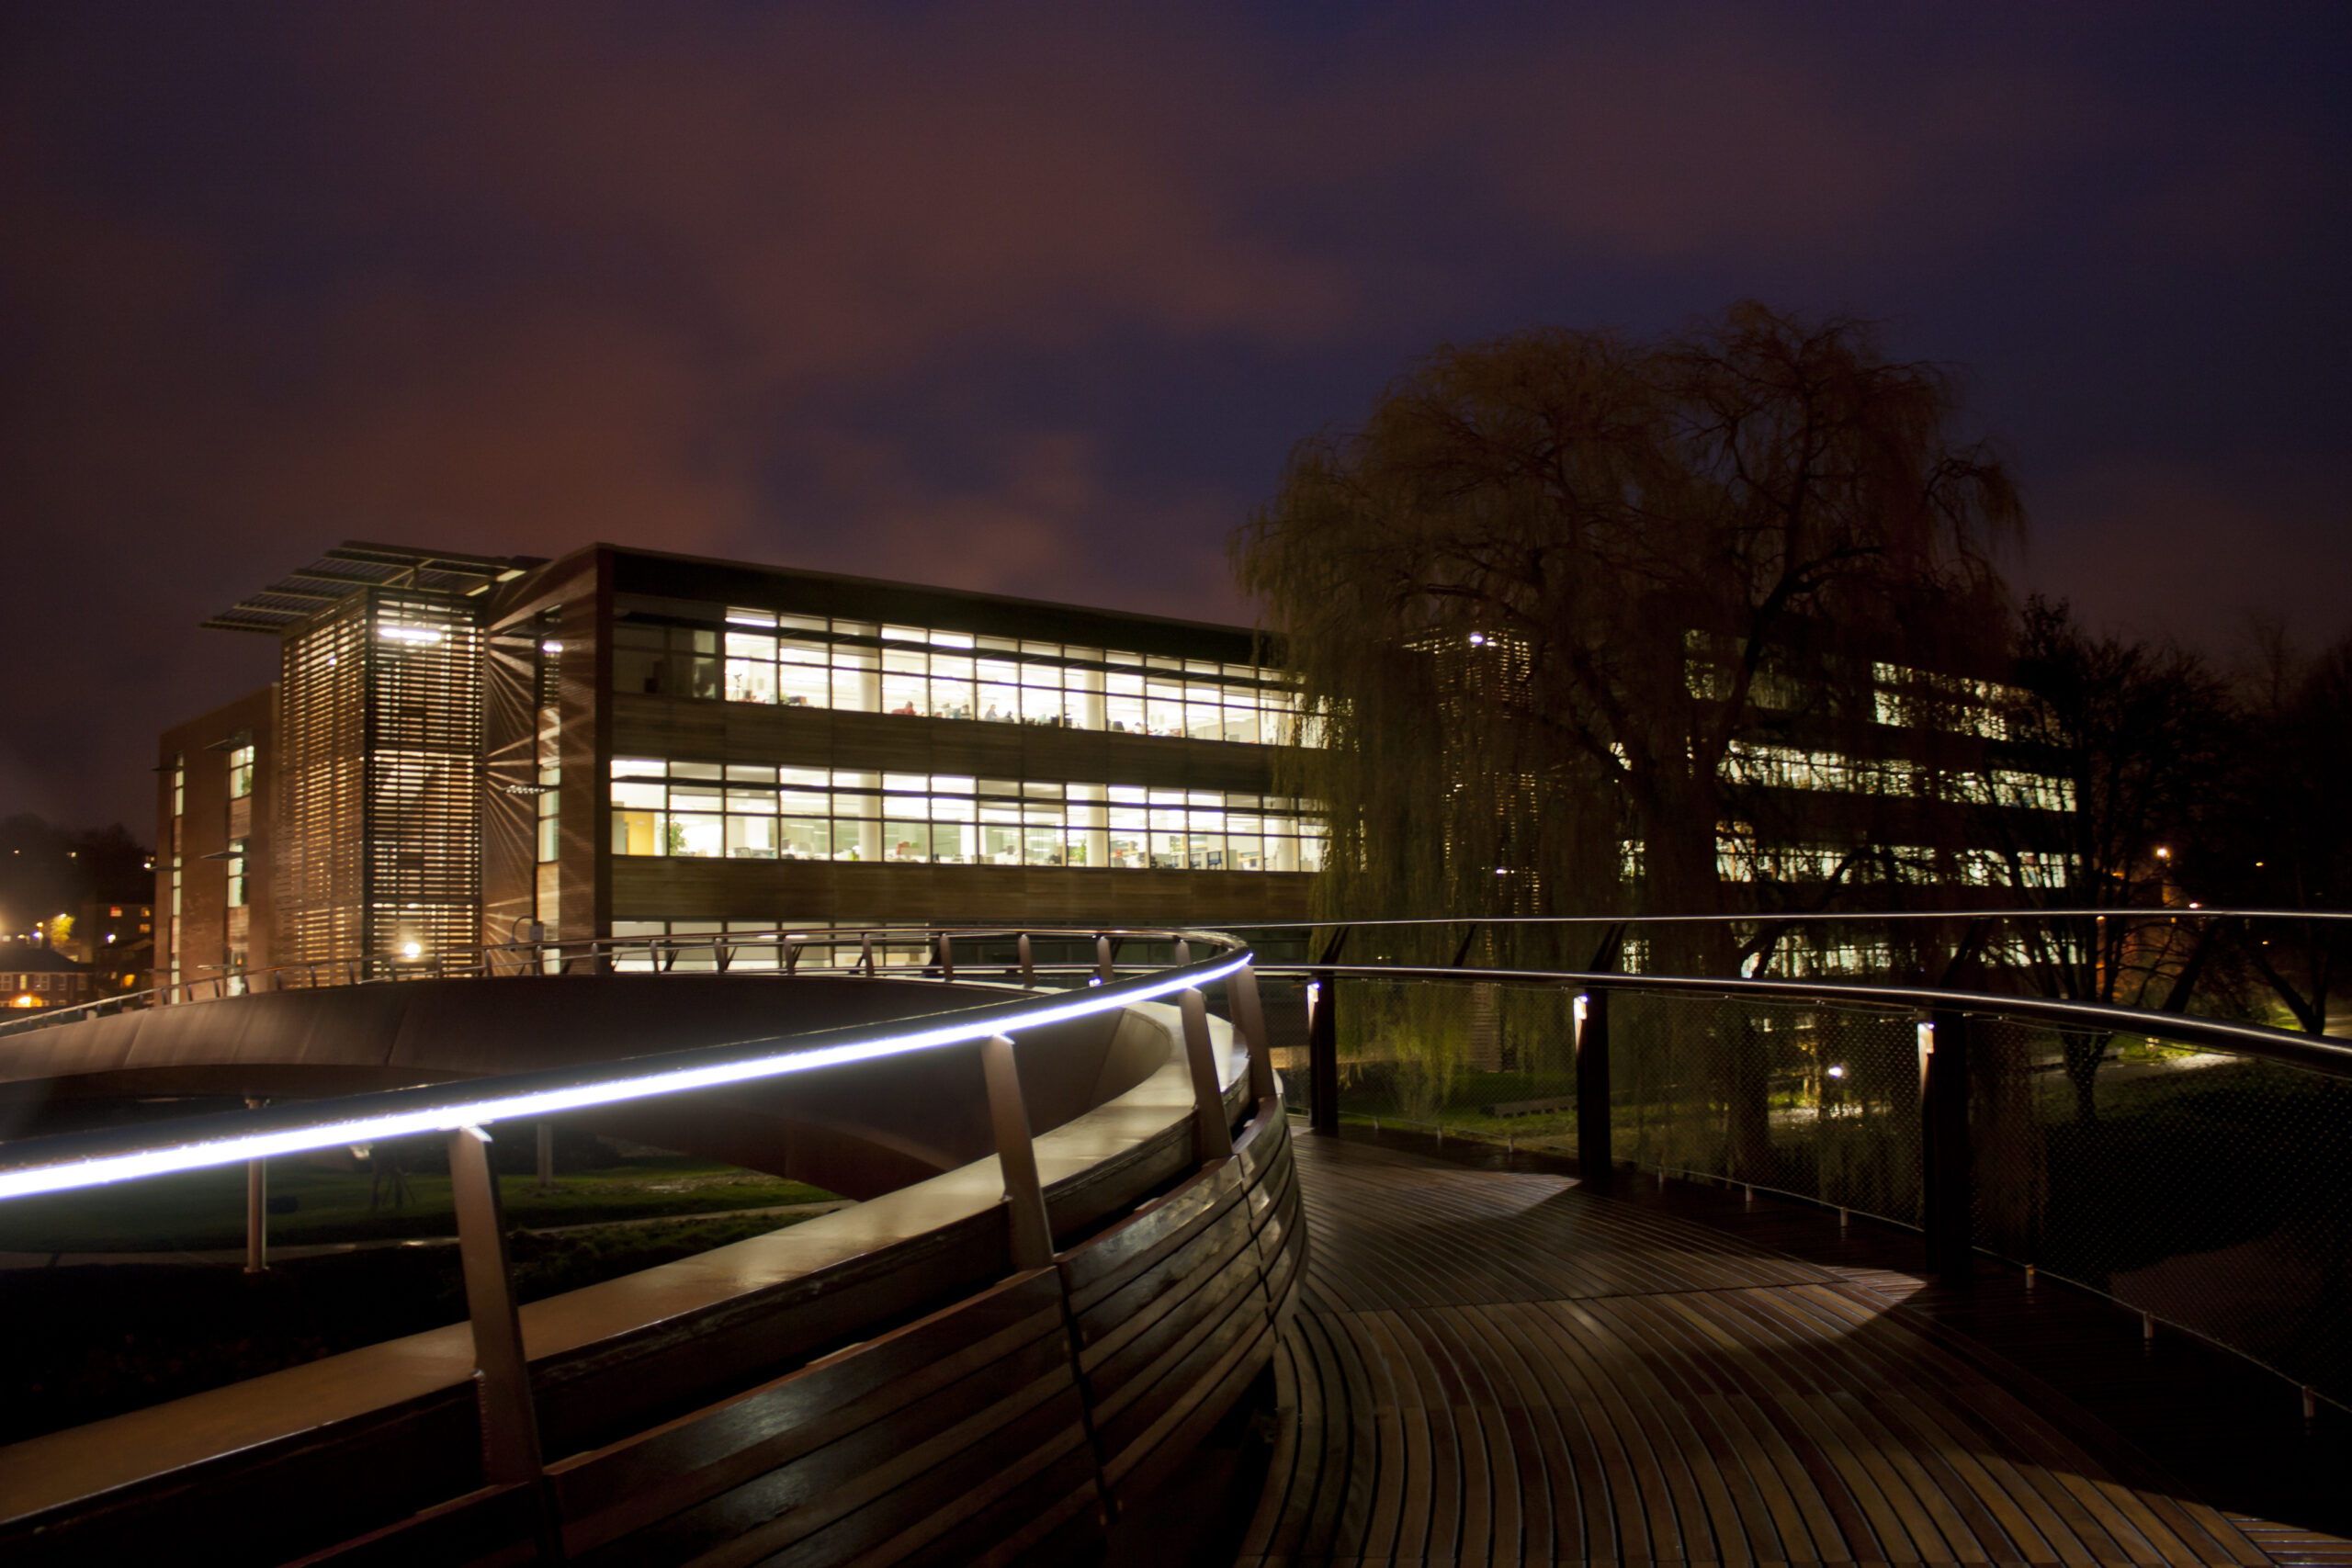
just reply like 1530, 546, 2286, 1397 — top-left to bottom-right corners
0, 1152, 837, 1253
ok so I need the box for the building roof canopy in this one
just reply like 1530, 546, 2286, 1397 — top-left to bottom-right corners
202, 542, 548, 634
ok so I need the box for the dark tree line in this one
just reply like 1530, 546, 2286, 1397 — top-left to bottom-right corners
0, 815, 152, 942
2005, 601, 2352, 1039
1235, 302, 2352, 1045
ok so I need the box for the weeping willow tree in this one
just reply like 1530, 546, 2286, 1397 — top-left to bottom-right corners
1235, 302, 2022, 1170
1235, 301, 2019, 969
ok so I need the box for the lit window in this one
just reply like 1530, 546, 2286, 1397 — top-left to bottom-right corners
614, 605, 1304, 747
605, 765, 1322, 873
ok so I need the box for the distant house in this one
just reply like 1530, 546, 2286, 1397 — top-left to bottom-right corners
1, 944, 96, 1010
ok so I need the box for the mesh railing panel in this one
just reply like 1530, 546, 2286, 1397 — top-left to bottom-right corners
1326, 978, 1582, 1152
1309, 978, 1920, 1217
1612, 991, 1922, 1223
1282, 969, 2352, 1401
1973, 1018, 2352, 1398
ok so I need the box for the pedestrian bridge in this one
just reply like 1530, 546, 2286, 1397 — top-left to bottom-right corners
0, 921, 2346, 1565
1249, 1135, 2304, 1567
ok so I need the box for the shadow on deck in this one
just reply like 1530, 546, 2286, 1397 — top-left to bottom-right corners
1238, 1132, 2352, 1568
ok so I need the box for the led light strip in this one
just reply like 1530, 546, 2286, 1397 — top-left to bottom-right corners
0, 952, 1251, 1203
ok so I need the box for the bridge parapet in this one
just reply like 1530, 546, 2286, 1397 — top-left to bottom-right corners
0, 931, 1298, 1565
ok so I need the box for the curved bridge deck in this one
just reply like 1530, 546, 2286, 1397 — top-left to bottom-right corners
1241, 1136, 2312, 1568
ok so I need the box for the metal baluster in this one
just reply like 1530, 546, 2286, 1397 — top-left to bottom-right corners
979, 1036, 1054, 1271
446, 1125, 560, 1558
244, 1097, 269, 1274
1575, 989, 1613, 1195
1919, 1009, 1974, 1282
1232, 961, 1276, 1106
1179, 988, 1233, 1164
1307, 970, 1339, 1137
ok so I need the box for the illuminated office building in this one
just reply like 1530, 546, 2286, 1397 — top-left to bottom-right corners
162, 542, 1318, 979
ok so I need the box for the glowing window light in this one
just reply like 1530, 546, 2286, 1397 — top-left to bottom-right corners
0, 951, 1250, 1202
378, 624, 446, 646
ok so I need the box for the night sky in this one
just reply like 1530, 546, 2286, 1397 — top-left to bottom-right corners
5, 4, 2346, 832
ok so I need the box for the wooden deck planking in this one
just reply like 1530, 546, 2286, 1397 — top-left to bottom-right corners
1238, 1134, 2316, 1568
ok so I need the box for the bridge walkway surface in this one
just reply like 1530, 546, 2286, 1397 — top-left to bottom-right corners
1237, 1134, 2352, 1568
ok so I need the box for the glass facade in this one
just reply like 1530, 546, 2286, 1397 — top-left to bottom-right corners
612, 608, 1298, 744
609, 759, 1325, 873
166, 754, 184, 990
1724, 740, 2075, 812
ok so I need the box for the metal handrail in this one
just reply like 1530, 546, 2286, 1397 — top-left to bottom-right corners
0, 925, 1283, 1551
1275, 952, 2352, 1413
1261, 962, 2352, 1079
1218, 907, 2352, 927
16, 904, 2330, 1039
0, 928, 1255, 1200
0, 923, 1216, 1038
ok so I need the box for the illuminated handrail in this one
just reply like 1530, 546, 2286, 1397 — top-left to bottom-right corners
0, 930, 1254, 1201
0, 925, 1287, 1561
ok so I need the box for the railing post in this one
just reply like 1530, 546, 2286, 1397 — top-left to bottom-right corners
243, 1096, 269, 1273
1919, 1009, 1973, 1282
446, 1124, 559, 1557
784, 935, 802, 975
1575, 989, 1612, 1194
1233, 961, 1277, 1106
1307, 970, 1340, 1137
936, 931, 955, 983
860, 931, 876, 976
1179, 987, 1233, 1163
1017, 932, 1035, 987
1095, 933, 1114, 984
979, 1035, 1055, 1271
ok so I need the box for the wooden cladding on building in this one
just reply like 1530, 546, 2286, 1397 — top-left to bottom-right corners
277, 589, 486, 970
